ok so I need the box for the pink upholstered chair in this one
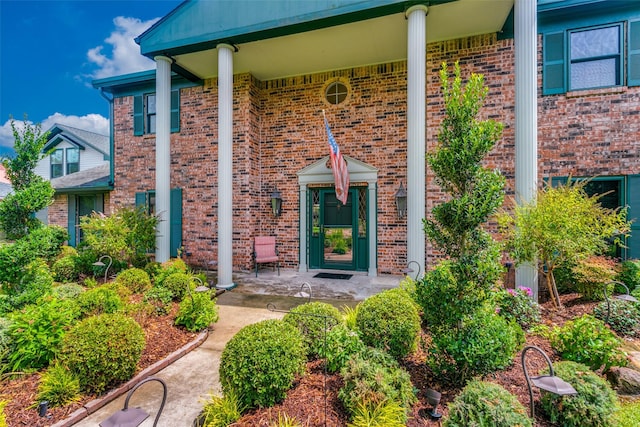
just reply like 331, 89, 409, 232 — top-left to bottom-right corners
253, 236, 279, 277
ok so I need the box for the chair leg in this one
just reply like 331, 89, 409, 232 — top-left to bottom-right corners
255, 261, 258, 277
277, 261, 280, 276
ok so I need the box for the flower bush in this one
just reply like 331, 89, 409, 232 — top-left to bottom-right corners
593, 299, 640, 337
495, 286, 541, 331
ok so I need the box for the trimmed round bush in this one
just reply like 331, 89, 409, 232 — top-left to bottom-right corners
115, 267, 152, 294
356, 288, 420, 359
443, 380, 532, 427
283, 301, 342, 358
339, 347, 416, 421
540, 361, 618, 427
76, 286, 123, 317
161, 272, 192, 301
427, 306, 524, 386
319, 323, 365, 373
59, 313, 145, 394
219, 319, 306, 409
51, 255, 79, 283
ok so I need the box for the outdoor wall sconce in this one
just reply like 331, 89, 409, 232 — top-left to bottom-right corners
603, 280, 638, 323
100, 377, 167, 427
401, 260, 421, 281
522, 345, 577, 419
92, 255, 113, 283
271, 188, 283, 217
395, 182, 407, 219
424, 388, 442, 419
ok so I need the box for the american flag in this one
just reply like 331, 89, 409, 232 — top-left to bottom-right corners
323, 114, 350, 205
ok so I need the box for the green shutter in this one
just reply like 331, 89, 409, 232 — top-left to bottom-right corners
171, 89, 180, 133
170, 188, 183, 258
627, 175, 640, 259
543, 31, 565, 95
133, 95, 144, 136
135, 192, 147, 212
68, 196, 77, 247
628, 19, 640, 87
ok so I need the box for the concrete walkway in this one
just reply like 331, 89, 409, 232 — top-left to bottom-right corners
59, 270, 403, 427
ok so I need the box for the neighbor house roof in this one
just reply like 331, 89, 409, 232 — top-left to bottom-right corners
44, 124, 109, 159
0, 182, 11, 199
50, 163, 111, 193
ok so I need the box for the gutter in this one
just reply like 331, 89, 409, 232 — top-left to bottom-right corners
98, 88, 115, 191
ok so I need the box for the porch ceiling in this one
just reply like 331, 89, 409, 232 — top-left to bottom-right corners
170, 0, 513, 81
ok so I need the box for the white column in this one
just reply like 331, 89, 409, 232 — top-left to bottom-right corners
367, 181, 377, 276
514, 0, 539, 299
217, 44, 235, 289
154, 55, 172, 263
406, 5, 428, 274
299, 184, 308, 272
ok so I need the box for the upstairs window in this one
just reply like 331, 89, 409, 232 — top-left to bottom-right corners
133, 89, 180, 136
146, 94, 156, 134
66, 148, 80, 174
51, 149, 63, 178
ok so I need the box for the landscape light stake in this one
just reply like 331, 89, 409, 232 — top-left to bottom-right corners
401, 260, 421, 281
603, 280, 638, 324
92, 255, 113, 283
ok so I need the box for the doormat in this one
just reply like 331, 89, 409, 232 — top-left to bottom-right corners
313, 272, 353, 280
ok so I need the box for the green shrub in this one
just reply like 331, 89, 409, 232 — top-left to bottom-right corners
615, 399, 640, 427
571, 255, 618, 301
0, 225, 67, 285
6, 297, 78, 372
59, 313, 145, 394
160, 272, 192, 301
219, 319, 306, 409
154, 258, 188, 287
356, 288, 420, 360
76, 286, 123, 317
443, 380, 532, 427
175, 291, 219, 332
143, 286, 173, 315
339, 347, 416, 421
0, 317, 12, 366
51, 255, 79, 283
319, 323, 365, 373
270, 413, 302, 427
495, 286, 541, 331
283, 302, 342, 358
342, 304, 359, 330
0, 400, 7, 427
52, 283, 85, 300
1, 259, 53, 313
550, 314, 628, 371
540, 361, 618, 427
617, 259, 640, 292
347, 400, 406, 427
427, 306, 524, 386
36, 363, 81, 407
199, 389, 246, 427
593, 299, 640, 337
115, 267, 151, 294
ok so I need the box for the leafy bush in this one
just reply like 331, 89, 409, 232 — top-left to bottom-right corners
615, 399, 640, 427
540, 361, 618, 427
571, 255, 618, 301
114, 267, 152, 294
154, 258, 189, 286
341, 304, 359, 330
283, 302, 342, 358
1, 259, 53, 313
443, 380, 532, 427
219, 319, 306, 409
6, 297, 78, 372
59, 313, 145, 394
37, 363, 81, 407
319, 323, 365, 373
593, 299, 640, 337
495, 286, 541, 331
143, 286, 173, 315
356, 288, 420, 359
427, 306, 524, 386
160, 272, 192, 301
0, 317, 11, 367
199, 390, 246, 427
347, 400, 406, 427
550, 314, 627, 371
76, 286, 123, 317
0, 225, 67, 285
616, 259, 640, 292
52, 283, 85, 300
175, 291, 219, 332
339, 347, 416, 421
0, 178, 54, 240
51, 255, 79, 283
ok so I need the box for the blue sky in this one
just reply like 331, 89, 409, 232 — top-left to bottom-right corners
0, 0, 182, 153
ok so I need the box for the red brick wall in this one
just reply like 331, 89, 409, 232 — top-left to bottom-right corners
49, 194, 68, 231
109, 32, 640, 274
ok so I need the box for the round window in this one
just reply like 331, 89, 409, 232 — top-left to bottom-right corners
325, 81, 349, 105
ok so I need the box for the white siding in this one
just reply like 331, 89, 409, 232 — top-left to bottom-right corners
35, 140, 107, 180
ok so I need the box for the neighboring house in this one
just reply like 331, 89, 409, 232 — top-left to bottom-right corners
35, 124, 112, 246
0, 165, 11, 202
92, 0, 640, 292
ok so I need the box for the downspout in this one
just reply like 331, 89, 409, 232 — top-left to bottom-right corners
98, 88, 115, 192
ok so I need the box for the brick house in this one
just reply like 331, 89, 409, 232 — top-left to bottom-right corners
93, 0, 640, 295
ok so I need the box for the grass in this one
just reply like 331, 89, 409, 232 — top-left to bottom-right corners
615, 397, 640, 427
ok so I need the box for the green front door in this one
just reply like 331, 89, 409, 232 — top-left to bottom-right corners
309, 187, 368, 271
68, 194, 104, 247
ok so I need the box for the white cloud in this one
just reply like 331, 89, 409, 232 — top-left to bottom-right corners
0, 114, 109, 149
87, 16, 160, 79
